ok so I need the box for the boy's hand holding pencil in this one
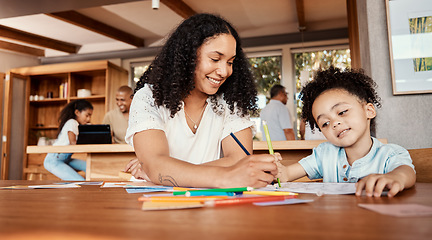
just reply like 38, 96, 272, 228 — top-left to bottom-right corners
272, 152, 288, 182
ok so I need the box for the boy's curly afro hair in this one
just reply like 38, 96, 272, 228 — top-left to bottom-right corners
300, 66, 381, 135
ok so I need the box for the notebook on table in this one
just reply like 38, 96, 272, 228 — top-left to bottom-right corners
77, 124, 112, 144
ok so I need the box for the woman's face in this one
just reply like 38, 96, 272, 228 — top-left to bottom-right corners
193, 33, 236, 96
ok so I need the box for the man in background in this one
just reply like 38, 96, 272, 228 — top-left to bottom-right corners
260, 84, 295, 141
103, 85, 133, 144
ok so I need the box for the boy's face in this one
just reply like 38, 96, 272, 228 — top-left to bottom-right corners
312, 89, 376, 148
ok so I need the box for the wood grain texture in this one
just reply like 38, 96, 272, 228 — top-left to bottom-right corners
0, 181, 430, 240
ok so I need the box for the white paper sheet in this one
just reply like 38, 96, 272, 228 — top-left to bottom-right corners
258, 182, 357, 195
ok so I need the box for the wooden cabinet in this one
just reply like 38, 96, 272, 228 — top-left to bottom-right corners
4, 60, 128, 179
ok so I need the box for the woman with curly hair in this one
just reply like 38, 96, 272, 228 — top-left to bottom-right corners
277, 66, 415, 197
124, 13, 279, 188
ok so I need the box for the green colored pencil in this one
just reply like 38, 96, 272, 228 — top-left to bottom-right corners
173, 187, 253, 196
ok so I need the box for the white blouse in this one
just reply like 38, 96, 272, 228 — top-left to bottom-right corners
125, 84, 255, 164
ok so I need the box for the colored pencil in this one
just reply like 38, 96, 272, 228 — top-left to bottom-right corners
243, 191, 297, 196
230, 132, 251, 155
173, 187, 253, 196
138, 196, 228, 202
204, 195, 297, 207
262, 121, 281, 187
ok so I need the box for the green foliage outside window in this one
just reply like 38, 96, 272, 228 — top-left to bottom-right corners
249, 56, 282, 96
294, 49, 351, 136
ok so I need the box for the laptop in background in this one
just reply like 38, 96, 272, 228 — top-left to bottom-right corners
77, 124, 112, 144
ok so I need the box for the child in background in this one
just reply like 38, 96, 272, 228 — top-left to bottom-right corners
277, 67, 416, 197
44, 99, 93, 180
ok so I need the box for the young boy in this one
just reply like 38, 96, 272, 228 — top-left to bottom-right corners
277, 67, 416, 197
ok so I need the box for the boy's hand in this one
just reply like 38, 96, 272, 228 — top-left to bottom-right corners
272, 152, 289, 182
275, 161, 289, 182
355, 173, 404, 198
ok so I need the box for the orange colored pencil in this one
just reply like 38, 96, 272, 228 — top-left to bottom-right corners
204, 195, 296, 207
138, 195, 228, 202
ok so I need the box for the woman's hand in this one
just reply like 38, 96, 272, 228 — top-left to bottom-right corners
219, 154, 278, 188
124, 158, 151, 181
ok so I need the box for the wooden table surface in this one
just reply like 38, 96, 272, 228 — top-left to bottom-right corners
0, 181, 431, 240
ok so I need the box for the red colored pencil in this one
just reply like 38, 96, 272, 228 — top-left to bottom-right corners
204, 195, 297, 207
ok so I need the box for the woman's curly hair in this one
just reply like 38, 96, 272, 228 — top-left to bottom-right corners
300, 66, 381, 135
135, 13, 258, 117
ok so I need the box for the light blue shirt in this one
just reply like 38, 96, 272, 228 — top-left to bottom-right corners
260, 99, 292, 141
299, 137, 415, 182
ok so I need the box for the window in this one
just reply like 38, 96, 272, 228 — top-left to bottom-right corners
248, 51, 282, 140
130, 61, 151, 90
294, 48, 351, 139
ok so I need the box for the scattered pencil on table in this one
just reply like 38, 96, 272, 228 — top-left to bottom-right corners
262, 121, 281, 187
173, 187, 253, 196
140, 194, 298, 210
204, 195, 297, 207
243, 191, 297, 196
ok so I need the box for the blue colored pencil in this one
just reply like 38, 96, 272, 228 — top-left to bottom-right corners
230, 132, 250, 155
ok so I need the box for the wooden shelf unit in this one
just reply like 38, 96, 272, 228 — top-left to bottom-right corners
7, 60, 128, 180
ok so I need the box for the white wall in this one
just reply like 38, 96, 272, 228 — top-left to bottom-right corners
358, 0, 432, 149
0, 51, 39, 72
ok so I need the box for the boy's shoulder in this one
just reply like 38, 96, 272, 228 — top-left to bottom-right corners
372, 138, 410, 158
314, 141, 342, 155
314, 138, 410, 157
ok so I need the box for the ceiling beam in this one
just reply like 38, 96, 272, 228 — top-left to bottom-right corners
0, 0, 143, 19
0, 40, 45, 56
47, 11, 145, 48
295, 0, 306, 31
40, 28, 349, 65
0, 24, 80, 53
161, 0, 196, 19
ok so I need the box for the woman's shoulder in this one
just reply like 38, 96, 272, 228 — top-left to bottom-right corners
134, 84, 153, 97
133, 84, 157, 104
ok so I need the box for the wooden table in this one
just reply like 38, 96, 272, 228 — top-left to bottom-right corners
26, 140, 387, 181
0, 180, 430, 240
26, 141, 324, 181
27, 144, 136, 180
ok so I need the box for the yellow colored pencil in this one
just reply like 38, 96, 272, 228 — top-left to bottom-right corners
243, 191, 297, 196
262, 120, 281, 187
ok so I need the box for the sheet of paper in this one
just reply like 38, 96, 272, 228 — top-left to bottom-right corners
27, 183, 81, 189
101, 182, 131, 188
358, 204, 432, 217
0, 185, 32, 190
259, 182, 357, 195
253, 199, 314, 206
1, 182, 84, 189
126, 188, 172, 194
